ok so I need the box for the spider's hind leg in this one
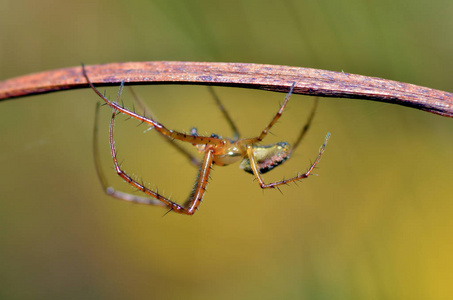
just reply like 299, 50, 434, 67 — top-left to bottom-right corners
291, 97, 319, 154
240, 82, 296, 145
246, 133, 330, 189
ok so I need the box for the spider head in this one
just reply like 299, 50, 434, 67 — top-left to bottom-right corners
240, 142, 291, 174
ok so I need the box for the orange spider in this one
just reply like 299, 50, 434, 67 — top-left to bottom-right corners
83, 66, 330, 215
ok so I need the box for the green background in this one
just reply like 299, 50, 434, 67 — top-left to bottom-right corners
1, 0, 452, 299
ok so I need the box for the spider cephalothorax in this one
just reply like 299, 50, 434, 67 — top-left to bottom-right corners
84, 65, 330, 215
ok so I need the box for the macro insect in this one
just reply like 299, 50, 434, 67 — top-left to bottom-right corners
83, 66, 330, 215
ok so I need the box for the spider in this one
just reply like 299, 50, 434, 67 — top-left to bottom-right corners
83, 66, 330, 215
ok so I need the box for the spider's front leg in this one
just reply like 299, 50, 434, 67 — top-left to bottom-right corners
246, 133, 330, 189
82, 64, 223, 147
127, 86, 201, 167
102, 106, 215, 215
93, 102, 169, 207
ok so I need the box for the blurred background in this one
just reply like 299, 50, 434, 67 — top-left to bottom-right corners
1, 0, 452, 299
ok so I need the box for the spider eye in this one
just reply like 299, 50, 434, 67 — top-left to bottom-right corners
240, 142, 291, 174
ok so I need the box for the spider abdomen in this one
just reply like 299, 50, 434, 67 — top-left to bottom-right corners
240, 142, 290, 174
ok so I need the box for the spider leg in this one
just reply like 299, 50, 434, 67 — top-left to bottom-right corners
207, 86, 240, 140
128, 86, 201, 167
291, 97, 319, 153
93, 102, 167, 206
246, 133, 330, 188
240, 82, 296, 145
106, 106, 214, 215
82, 65, 223, 147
